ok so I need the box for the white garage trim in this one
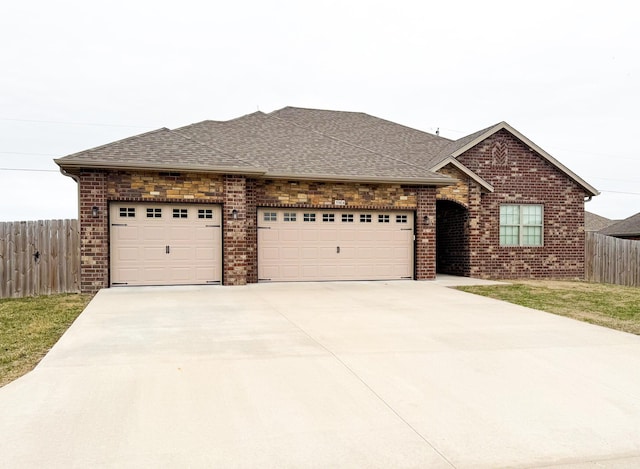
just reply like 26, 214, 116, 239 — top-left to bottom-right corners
110, 202, 222, 286
258, 208, 414, 282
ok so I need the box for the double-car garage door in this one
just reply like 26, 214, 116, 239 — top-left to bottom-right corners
110, 203, 414, 285
258, 208, 414, 282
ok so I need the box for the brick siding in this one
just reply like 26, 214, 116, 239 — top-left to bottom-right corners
415, 187, 437, 280
457, 129, 586, 279
223, 175, 249, 285
78, 170, 109, 293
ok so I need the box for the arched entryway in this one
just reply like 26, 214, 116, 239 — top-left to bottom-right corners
436, 199, 470, 276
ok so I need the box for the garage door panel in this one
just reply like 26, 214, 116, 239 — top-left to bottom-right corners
141, 226, 167, 241
301, 231, 318, 241
110, 203, 221, 286
258, 209, 413, 282
142, 247, 167, 261
280, 229, 300, 242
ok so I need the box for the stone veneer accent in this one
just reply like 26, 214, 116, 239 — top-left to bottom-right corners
107, 171, 224, 201
458, 129, 586, 279
435, 164, 470, 207
257, 180, 417, 208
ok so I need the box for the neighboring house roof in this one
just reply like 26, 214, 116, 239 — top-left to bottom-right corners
585, 211, 618, 232
55, 128, 263, 174
599, 212, 640, 237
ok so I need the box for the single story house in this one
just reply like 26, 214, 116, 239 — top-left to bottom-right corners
585, 211, 617, 232
599, 212, 640, 240
55, 107, 599, 293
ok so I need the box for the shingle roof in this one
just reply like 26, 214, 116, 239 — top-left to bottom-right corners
174, 111, 452, 184
54, 106, 598, 194
273, 108, 599, 196
271, 106, 453, 168
599, 212, 640, 237
585, 211, 617, 232
55, 128, 261, 174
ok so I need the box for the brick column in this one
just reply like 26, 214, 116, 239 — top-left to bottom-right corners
78, 170, 109, 293
223, 175, 249, 285
245, 178, 258, 283
415, 186, 437, 280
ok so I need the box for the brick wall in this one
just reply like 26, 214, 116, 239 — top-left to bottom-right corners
223, 175, 249, 285
415, 187, 437, 280
436, 199, 470, 276
78, 170, 440, 290
78, 170, 109, 293
458, 129, 587, 279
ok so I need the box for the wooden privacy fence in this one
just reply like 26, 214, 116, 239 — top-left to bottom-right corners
585, 232, 640, 287
0, 219, 80, 298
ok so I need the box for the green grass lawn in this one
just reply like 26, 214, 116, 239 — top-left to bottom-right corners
0, 294, 92, 387
458, 280, 640, 335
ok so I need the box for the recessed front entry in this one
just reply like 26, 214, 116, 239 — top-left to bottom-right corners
109, 203, 222, 286
258, 208, 414, 281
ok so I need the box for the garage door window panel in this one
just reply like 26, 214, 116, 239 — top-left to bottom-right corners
120, 207, 136, 218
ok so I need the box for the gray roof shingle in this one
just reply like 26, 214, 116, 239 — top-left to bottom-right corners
174, 111, 452, 184
55, 128, 261, 174
599, 212, 640, 237
585, 211, 617, 232
271, 106, 453, 168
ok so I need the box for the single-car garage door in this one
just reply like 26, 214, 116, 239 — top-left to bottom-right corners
110, 203, 222, 286
258, 208, 413, 282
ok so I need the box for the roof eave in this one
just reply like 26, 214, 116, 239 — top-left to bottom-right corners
451, 122, 600, 197
430, 157, 495, 192
261, 172, 456, 186
54, 159, 267, 176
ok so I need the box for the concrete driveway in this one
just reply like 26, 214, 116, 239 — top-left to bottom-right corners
1, 280, 640, 468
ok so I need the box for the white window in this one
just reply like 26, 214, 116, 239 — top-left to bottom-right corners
341, 214, 354, 223
500, 205, 543, 246
378, 214, 390, 223
263, 212, 277, 222
119, 207, 135, 218
284, 212, 297, 222
360, 214, 372, 223
322, 213, 335, 222
396, 214, 408, 223
303, 213, 316, 222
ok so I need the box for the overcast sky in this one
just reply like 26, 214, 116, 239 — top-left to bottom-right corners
1, 0, 638, 222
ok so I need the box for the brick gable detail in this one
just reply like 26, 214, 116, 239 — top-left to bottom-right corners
458, 129, 586, 279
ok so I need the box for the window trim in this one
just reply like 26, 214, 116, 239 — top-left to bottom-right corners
499, 204, 544, 247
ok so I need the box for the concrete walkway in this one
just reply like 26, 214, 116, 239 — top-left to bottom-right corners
1, 280, 640, 468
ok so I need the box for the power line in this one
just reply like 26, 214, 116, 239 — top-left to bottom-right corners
0, 117, 151, 128
0, 151, 58, 156
0, 167, 58, 173
600, 190, 640, 196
